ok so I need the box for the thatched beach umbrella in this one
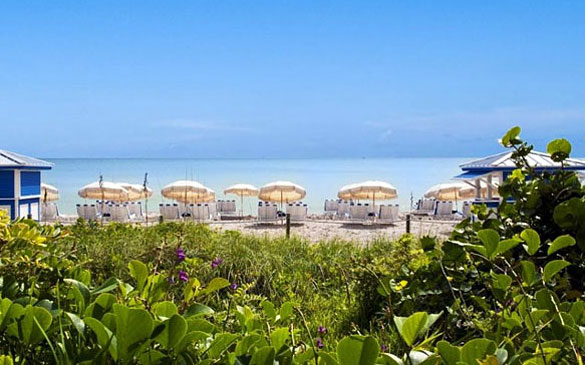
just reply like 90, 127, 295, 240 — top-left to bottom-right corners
337, 180, 397, 211
161, 180, 215, 203
78, 181, 129, 201
259, 181, 306, 208
41, 183, 59, 202
424, 182, 476, 201
118, 183, 153, 202
224, 183, 259, 216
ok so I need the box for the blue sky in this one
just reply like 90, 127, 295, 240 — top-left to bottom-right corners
1, 1, 585, 158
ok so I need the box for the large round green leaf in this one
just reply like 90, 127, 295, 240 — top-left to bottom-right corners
155, 314, 187, 350
336, 335, 379, 365
461, 339, 496, 364
113, 304, 154, 361
547, 235, 576, 255
6, 305, 52, 345
543, 260, 570, 282
547, 138, 572, 162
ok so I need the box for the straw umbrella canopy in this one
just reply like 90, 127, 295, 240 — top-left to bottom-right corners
78, 181, 129, 201
224, 184, 259, 216
424, 182, 477, 201
337, 180, 397, 210
41, 183, 59, 202
425, 181, 489, 201
258, 181, 306, 207
118, 183, 153, 202
161, 180, 215, 204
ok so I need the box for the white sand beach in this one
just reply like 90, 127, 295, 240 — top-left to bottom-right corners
208, 217, 456, 243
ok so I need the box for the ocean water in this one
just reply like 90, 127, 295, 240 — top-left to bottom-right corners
42, 158, 471, 215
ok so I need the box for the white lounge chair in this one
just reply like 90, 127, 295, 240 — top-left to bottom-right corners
127, 202, 143, 220
349, 204, 368, 223
82, 204, 99, 221
257, 202, 278, 223
287, 203, 307, 222
434, 201, 454, 219
337, 201, 350, 219
42, 202, 60, 221
462, 202, 472, 218
160, 203, 180, 220
324, 199, 339, 216
208, 202, 217, 220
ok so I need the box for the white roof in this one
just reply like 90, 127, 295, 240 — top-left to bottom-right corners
460, 151, 585, 170
0, 149, 53, 169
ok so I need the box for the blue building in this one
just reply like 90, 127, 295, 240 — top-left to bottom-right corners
0, 150, 53, 220
455, 150, 585, 207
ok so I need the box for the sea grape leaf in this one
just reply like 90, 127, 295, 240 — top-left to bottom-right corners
460, 339, 496, 364
336, 335, 379, 365
547, 235, 576, 255
521, 229, 540, 255
128, 260, 149, 292
543, 260, 570, 282
394, 312, 428, 347
477, 229, 499, 259
547, 138, 572, 162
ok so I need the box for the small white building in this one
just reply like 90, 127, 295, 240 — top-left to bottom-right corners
455, 150, 585, 207
0, 150, 53, 220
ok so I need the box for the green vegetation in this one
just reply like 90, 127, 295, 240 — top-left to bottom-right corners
0, 127, 585, 364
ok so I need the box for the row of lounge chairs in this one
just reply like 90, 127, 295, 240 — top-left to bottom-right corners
76, 202, 144, 222
323, 199, 400, 223
414, 199, 473, 219
158, 200, 239, 221
257, 202, 309, 223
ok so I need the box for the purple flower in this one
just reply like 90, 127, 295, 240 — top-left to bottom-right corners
176, 248, 186, 262
168, 276, 176, 284
230, 282, 238, 290
211, 257, 223, 268
318, 325, 327, 335
315, 337, 324, 349
381, 344, 389, 352
178, 270, 189, 282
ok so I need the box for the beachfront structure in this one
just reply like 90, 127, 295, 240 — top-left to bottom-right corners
0, 149, 53, 220
455, 150, 585, 206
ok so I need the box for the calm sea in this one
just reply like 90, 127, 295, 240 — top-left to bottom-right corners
42, 158, 471, 215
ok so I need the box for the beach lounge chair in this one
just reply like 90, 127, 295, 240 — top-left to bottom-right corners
415, 199, 436, 215
208, 202, 217, 220
434, 201, 454, 219
160, 203, 180, 220
324, 199, 339, 216
462, 202, 472, 218
42, 202, 60, 221
378, 204, 394, 224
110, 204, 130, 222
83, 204, 99, 221
257, 202, 278, 223
349, 204, 368, 223
127, 202, 142, 220
337, 201, 350, 219
287, 202, 308, 222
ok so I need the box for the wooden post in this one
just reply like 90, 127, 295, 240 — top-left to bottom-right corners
286, 213, 291, 239
158, 215, 164, 224
406, 214, 411, 234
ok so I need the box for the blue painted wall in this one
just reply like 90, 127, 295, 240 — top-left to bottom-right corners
21, 171, 40, 196
0, 171, 14, 199
0, 200, 15, 219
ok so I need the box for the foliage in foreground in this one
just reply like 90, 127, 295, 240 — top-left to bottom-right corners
0, 126, 585, 363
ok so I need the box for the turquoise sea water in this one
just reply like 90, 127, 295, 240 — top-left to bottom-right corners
42, 158, 471, 215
